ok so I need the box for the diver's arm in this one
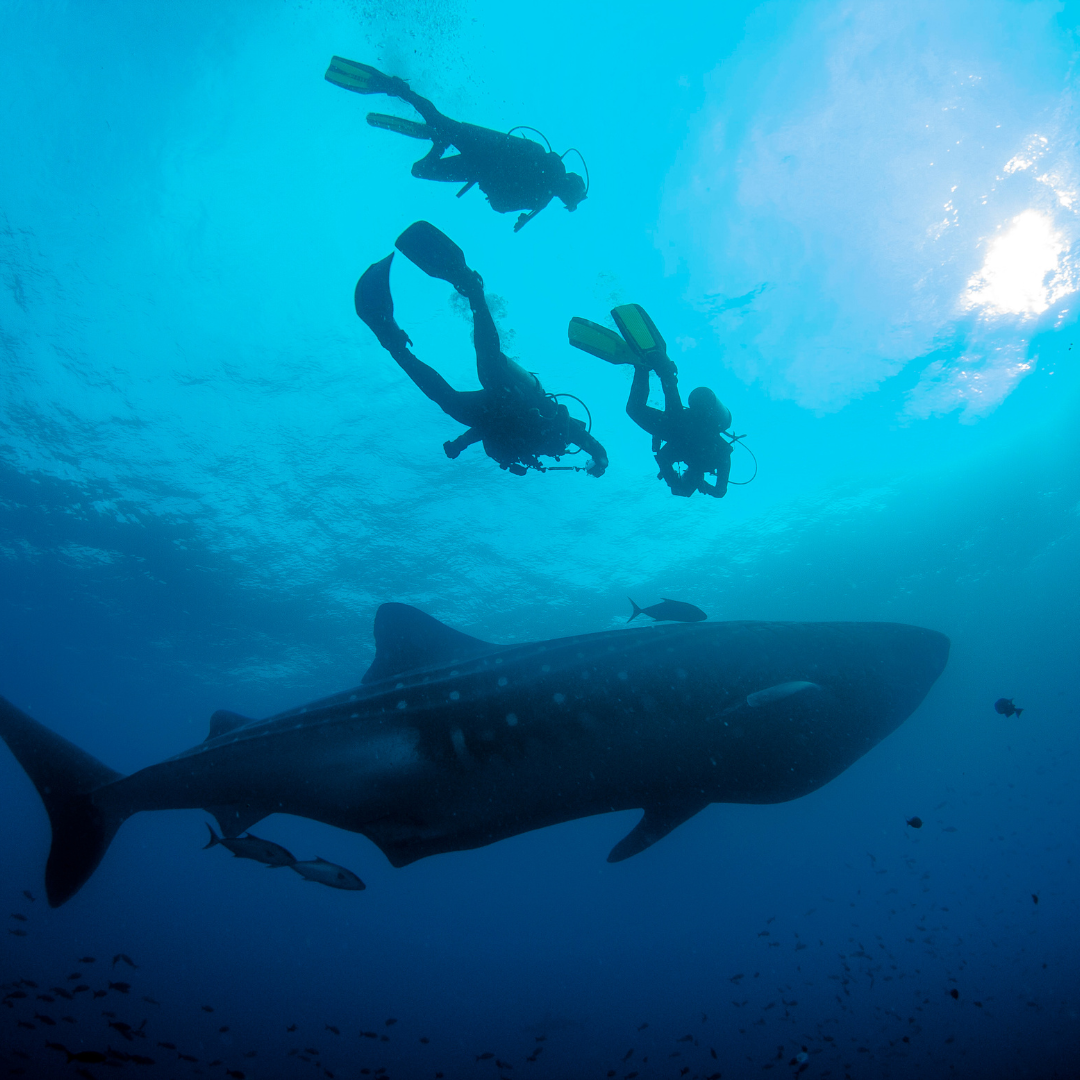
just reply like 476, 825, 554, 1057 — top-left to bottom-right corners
625, 365, 666, 435
513, 197, 552, 233
444, 427, 483, 459
700, 445, 731, 498
570, 421, 608, 478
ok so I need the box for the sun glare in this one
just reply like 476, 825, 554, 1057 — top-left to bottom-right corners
963, 209, 1065, 317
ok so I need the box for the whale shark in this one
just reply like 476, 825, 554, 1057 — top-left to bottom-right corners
0, 603, 948, 906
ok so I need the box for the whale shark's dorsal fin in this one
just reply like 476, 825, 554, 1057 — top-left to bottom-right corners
607, 796, 712, 863
205, 710, 255, 742
362, 603, 498, 685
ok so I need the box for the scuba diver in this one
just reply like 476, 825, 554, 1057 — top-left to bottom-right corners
356, 221, 608, 478
325, 56, 587, 232
568, 306, 732, 498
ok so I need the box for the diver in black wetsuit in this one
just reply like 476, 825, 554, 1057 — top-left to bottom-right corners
325, 57, 587, 232
568, 305, 731, 498
356, 222, 608, 477
626, 360, 731, 498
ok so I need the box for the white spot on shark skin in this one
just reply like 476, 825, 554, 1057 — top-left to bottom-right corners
396, 700, 408, 710
553, 693, 566, 704
505, 713, 518, 726
449, 691, 460, 701
746, 681, 821, 708
498, 677, 508, 687
541, 664, 551, 673
618, 671, 628, 681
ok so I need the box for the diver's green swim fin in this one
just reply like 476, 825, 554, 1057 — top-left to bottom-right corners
611, 304, 668, 367
367, 113, 432, 140
325, 56, 395, 94
395, 221, 480, 294
568, 317, 639, 365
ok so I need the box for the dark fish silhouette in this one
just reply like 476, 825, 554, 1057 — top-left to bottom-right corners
628, 598, 707, 623
66, 1049, 108, 1064
78, 956, 95, 963
286, 1024, 297, 1031
158, 1042, 176, 1049
108, 981, 131, 993
325, 1024, 340, 1034
202, 1004, 214, 1012
289, 857, 365, 890
950, 988, 959, 999
0, 605, 948, 906
22, 890, 34, 901
477, 1051, 495, 1061
10, 912, 27, 921
204, 824, 297, 867
112, 953, 138, 968
994, 697, 1023, 718
1032, 893, 1039, 904
9, 928, 26, 936
906, 816, 922, 828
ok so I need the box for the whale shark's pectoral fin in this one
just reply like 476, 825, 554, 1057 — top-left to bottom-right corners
607, 797, 711, 863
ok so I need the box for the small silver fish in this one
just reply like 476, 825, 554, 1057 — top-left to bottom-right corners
203, 825, 296, 867
289, 857, 365, 891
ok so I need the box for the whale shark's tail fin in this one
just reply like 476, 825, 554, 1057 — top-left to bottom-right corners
0, 696, 126, 907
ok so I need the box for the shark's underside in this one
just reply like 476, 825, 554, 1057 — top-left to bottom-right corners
0, 604, 949, 906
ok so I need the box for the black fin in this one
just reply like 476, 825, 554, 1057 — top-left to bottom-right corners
395, 221, 477, 293
0, 696, 127, 907
204, 710, 254, 742
361, 603, 496, 685
627, 598, 643, 623
607, 797, 710, 863
203, 823, 220, 849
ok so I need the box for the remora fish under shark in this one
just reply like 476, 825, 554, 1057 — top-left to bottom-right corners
0, 603, 948, 906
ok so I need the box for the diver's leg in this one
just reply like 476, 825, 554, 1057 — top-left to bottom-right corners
385, 346, 485, 428
625, 365, 665, 436
466, 288, 511, 391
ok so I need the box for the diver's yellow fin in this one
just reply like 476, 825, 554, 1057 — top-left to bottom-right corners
325, 56, 392, 94
367, 113, 432, 140
611, 304, 668, 366
568, 317, 639, 365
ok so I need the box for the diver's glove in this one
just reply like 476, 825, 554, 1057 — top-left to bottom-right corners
586, 455, 608, 478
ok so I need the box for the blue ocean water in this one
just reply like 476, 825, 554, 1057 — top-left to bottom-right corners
2, 1, 1079, 1077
